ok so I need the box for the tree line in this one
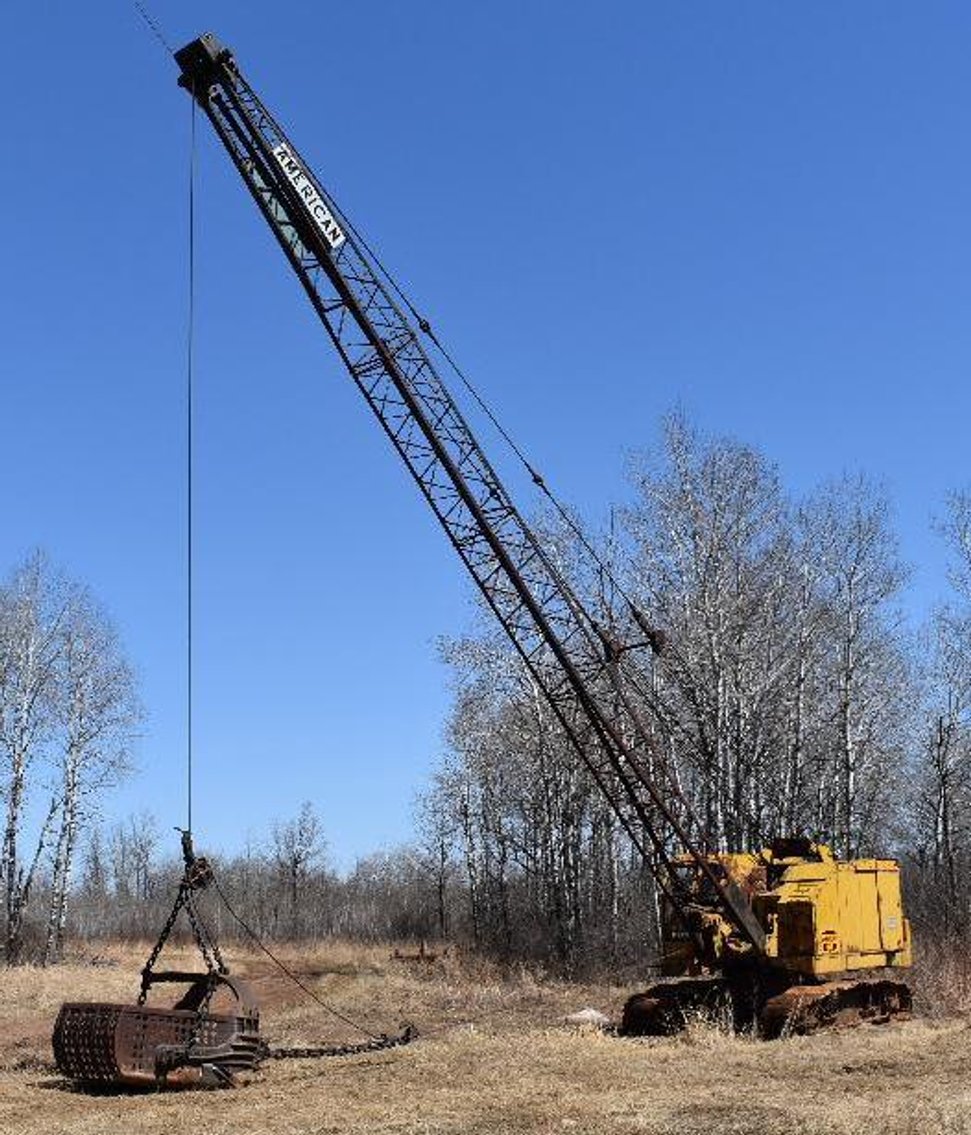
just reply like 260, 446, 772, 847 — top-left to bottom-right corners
2, 414, 969, 971
416, 415, 971, 970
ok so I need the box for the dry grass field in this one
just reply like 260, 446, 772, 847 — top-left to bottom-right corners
0, 939, 968, 1135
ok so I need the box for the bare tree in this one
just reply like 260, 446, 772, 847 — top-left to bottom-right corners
0, 554, 70, 962
415, 770, 460, 941
909, 491, 971, 937
0, 554, 140, 962
271, 801, 326, 938
425, 628, 657, 969
43, 591, 140, 963
799, 476, 910, 856
623, 413, 803, 850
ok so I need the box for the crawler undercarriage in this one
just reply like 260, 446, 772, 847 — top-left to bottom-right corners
621, 970, 913, 1039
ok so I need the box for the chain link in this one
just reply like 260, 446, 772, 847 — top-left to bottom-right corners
138, 836, 226, 1008
265, 1026, 417, 1062
138, 884, 190, 1005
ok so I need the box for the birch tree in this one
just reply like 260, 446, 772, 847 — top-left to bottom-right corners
43, 591, 140, 963
0, 555, 68, 962
0, 553, 139, 963
623, 414, 802, 849
427, 630, 657, 968
799, 476, 910, 856
910, 491, 971, 935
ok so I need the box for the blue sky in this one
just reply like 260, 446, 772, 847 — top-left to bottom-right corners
3, 3, 969, 869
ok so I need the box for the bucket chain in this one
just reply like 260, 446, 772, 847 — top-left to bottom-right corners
264, 1026, 417, 1062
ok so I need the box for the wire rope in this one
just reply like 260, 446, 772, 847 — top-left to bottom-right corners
186, 86, 197, 835
210, 875, 380, 1039
320, 192, 646, 627
132, 6, 196, 829
133, 1, 173, 55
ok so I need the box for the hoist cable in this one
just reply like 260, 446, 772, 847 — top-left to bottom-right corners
133, 1, 174, 55
210, 874, 381, 1040
186, 84, 197, 834
133, 0, 196, 828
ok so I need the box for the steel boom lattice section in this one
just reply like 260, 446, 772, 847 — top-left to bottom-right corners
174, 33, 765, 950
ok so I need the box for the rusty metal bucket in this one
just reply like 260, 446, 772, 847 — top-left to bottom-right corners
53, 972, 261, 1087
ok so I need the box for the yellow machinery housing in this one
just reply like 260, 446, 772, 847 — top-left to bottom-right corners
627, 839, 913, 1036
660, 840, 912, 978
754, 844, 912, 977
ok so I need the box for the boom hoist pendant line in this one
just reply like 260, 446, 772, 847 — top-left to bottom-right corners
164, 32, 913, 1041
53, 834, 262, 1088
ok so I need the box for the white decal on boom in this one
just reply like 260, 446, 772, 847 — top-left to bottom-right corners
272, 143, 346, 250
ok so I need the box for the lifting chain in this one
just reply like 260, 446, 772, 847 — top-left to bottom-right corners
138, 833, 418, 1075
263, 1025, 417, 1062
138, 830, 226, 1008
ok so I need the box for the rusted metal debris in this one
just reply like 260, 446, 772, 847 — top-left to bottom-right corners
621, 976, 732, 1036
391, 941, 448, 963
53, 833, 263, 1089
52, 833, 419, 1089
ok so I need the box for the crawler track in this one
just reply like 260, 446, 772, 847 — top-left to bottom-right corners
759, 979, 912, 1038
621, 974, 912, 1039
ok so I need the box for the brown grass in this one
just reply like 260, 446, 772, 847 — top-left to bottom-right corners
910, 939, 971, 1018
0, 939, 969, 1134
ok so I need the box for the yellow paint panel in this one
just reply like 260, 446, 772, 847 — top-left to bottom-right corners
856, 869, 881, 952
876, 868, 905, 952
770, 856, 912, 977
